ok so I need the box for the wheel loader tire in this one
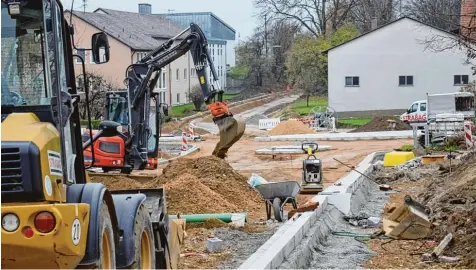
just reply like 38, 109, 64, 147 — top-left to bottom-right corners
98, 201, 116, 269
77, 202, 116, 269
273, 197, 283, 222
128, 205, 156, 269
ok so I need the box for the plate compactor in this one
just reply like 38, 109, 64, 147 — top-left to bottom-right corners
300, 143, 324, 194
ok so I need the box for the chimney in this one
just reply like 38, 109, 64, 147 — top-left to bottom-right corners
460, 0, 476, 40
371, 17, 378, 30
138, 3, 152, 14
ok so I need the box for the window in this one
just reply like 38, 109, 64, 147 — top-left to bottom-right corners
420, 102, 427, 112
184, 68, 187, 80
399, 76, 413, 86
191, 68, 196, 77
99, 142, 121, 154
176, 93, 180, 103
345, 76, 359, 87
75, 49, 86, 64
409, 103, 418, 113
176, 68, 179, 81
454, 75, 469, 85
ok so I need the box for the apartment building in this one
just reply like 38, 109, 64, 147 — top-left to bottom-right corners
66, 7, 190, 106
159, 11, 236, 88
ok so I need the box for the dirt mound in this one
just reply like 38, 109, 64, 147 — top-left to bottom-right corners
89, 156, 263, 216
89, 175, 144, 190
349, 116, 411, 133
418, 154, 476, 268
162, 173, 240, 215
268, 120, 316, 135
147, 156, 262, 215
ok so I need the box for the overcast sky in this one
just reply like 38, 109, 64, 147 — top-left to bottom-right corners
62, 0, 259, 40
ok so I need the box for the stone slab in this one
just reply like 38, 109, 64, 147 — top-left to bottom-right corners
254, 130, 413, 142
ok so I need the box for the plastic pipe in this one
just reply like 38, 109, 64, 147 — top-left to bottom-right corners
168, 213, 248, 223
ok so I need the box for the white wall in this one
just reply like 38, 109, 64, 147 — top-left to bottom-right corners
226, 40, 236, 67
207, 41, 228, 88
328, 18, 475, 113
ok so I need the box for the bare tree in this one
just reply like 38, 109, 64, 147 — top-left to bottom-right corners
413, 1, 476, 73
403, 0, 460, 31
349, 0, 398, 32
77, 72, 114, 120
269, 21, 301, 83
254, 0, 358, 36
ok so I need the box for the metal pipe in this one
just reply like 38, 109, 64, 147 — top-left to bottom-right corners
169, 213, 248, 223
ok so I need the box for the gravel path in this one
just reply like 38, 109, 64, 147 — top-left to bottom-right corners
215, 227, 277, 269
192, 95, 300, 134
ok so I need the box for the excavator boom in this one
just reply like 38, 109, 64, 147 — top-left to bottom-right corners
105, 23, 245, 170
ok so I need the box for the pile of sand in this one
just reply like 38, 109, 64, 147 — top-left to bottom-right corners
90, 175, 144, 190
161, 173, 241, 215
349, 116, 411, 133
147, 156, 262, 215
268, 120, 316, 135
91, 156, 263, 215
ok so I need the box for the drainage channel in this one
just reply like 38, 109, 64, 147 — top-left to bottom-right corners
239, 152, 387, 269
280, 179, 388, 268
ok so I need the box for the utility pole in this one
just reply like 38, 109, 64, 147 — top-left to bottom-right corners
264, 14, 268, 55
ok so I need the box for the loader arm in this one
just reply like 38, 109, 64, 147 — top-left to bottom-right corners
115, 23, 243, 170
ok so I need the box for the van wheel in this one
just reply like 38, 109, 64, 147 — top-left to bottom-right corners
128, 205, 156, 269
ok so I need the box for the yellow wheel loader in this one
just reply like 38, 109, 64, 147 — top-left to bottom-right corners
1, 0, 186, 268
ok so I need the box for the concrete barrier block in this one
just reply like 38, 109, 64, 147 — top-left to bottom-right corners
270, 250, 285, 269
327, 193, 352, 215
283, 238, 295, 258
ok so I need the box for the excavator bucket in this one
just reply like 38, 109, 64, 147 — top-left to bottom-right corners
212, 116, 246, 158
382, 195, 431, 240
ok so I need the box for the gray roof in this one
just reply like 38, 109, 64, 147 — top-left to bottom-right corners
70, 8, 186, 50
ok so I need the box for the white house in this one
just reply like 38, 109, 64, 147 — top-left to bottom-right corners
327, 17, 475, 117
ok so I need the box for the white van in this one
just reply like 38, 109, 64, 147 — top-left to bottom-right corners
400, 92, 474, 123
400, 100, 427, 122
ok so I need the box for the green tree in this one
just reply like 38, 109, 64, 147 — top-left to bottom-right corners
286, 24, 360, 106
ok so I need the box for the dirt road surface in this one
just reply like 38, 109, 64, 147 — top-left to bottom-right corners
156, 134, 412, 217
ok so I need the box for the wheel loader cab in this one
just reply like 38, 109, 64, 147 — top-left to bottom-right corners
0, 0, 123, 268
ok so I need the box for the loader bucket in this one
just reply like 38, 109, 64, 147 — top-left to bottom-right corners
213, 116, 246, 158
382, 195, 431, 240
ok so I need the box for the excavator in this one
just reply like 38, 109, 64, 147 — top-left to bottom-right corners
83, 23, 246, 174
1, 0, 245, 268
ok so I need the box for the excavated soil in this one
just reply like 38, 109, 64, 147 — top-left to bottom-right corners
147, 156, 263, 215
368, 153, 476, 268
418, 154, 476, 268
267, 120, 316, 135
350, 116, 411, 133
90, 156, 263, 216
160, 173, 241, 215
89, 175, 144, 190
